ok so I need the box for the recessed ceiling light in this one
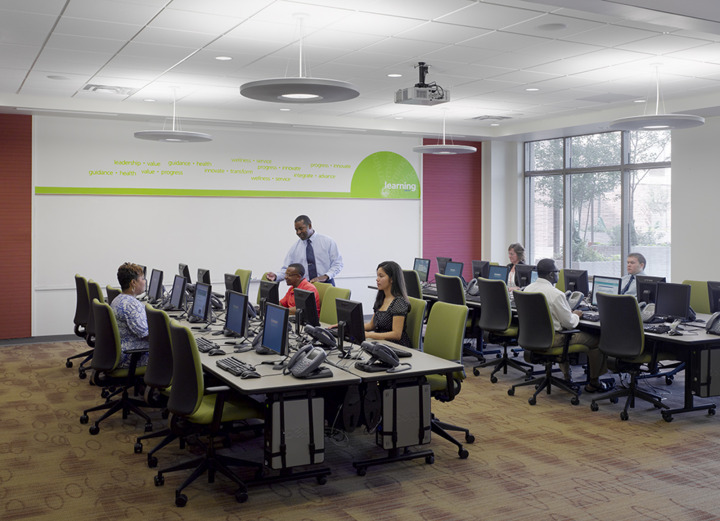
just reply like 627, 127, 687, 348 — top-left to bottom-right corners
143, 98, 156, 103
215, 56, 232, 61
47, 75, 68, 80
634, 99, 645, 103
394, 116, 404, 120
525, 87, 540, 92
537, 23, 567, 31
490, 123, 500, 127
280, 108, 291, 111
387, 73, 402, 78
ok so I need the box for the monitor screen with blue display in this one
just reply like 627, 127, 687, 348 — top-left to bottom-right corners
261, 303, 289, 356
444, 261, 464, 278
487, 265, 509, 281
591, 276, 621, 306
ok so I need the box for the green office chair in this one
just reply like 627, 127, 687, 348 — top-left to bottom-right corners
75, 279, 105, 379
312, 281, 332, 309
590, 293, 670, 421
508, 291, 586, 406
234, 268, 252, 296
682, 280, 711, 314
106, 285, 121, 305
256, 272, 269, 307
406, 297, 427, 350
154, 321, 264, 507
403, 269, 422, 299
135, 305, 178, 468
80, 299, 152, 434
556, 269, 566, 292
472, 278, 533, 382
423, 301, 474, 458
318, 286, 351, 324
67, 274, 94, 374
436, 273, 498, 362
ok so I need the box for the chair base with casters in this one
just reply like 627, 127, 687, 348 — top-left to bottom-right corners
473, 339, 534, 383
66, 348, 94, 379
79, 353, 152, 435
428, 375, 475, 458
508, 356, 581, 406
590, 363, 670, 421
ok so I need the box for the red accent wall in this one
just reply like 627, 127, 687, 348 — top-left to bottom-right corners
0, 114, 32, 339
422, 140, 483, 281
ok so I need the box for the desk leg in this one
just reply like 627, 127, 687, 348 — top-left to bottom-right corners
660, 347, 717, 422
352, 447, 434, 476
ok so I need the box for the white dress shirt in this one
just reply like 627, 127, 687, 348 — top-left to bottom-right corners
621, 270, 645, 296
523, 278, 579, 331
278, 231, 343, 281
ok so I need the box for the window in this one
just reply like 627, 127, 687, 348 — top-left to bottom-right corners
525, 130, 671, 280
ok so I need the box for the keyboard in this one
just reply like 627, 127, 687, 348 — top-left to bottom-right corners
196, 336, 221, 353
216, 356, 256, 376
583, 312, 600, 322
644, 324, 671, 334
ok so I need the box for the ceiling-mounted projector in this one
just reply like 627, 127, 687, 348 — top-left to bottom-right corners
395, 62, 450, 106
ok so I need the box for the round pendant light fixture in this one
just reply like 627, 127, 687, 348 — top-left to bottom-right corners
134, 92, 212, 142
413, 113, 477, 155
240, 15, 358, 104
609, 66, 704, 131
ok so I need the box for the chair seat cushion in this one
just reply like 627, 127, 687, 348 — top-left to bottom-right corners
188, 394, 263, 425
426, 371, 464, 393
108, 365, 147, 378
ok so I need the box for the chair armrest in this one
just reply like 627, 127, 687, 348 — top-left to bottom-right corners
558, 329, 580, 335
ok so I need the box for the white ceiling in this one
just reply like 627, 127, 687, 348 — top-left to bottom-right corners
2, 0, 720, 141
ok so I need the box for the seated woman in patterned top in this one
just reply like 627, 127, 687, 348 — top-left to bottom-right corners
364, 260, 412, 348
109, 262, 150, 368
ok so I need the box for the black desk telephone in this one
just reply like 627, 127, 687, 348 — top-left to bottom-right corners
284, 344, 331, 378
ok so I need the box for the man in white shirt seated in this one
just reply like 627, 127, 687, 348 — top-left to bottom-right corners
523, 258, 609, 393
620, 252, 646, 296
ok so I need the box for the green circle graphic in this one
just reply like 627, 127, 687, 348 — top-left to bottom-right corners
350, 151, 420, 199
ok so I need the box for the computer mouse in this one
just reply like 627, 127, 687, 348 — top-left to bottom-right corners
208, 348, 226, 356
240, 370, 261, 379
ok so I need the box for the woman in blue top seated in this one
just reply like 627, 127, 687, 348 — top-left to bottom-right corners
364, 260, 411, 348
110, 262, 150, 368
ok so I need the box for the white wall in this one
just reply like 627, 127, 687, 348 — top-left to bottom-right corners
32, 117, 421, 336
671, 116, 720, 283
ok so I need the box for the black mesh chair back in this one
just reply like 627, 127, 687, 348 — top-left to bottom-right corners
168, 322, 204, 417
436, 273, 466, 305
476, 278, 512, 333
106, 285, 121, 305
73, 274, 90, 338
513, 291, 555, 351
403, 269, 422, 299
86, 280, 105, 347
596, 293, 644, 359
90, 299, 121, 372
145, 305, 174, 389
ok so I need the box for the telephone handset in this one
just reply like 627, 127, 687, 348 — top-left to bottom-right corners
565, 290, 584, 311
707, 312, 720, 335
303, 325, 336, 348
285, 344, 327, 378
466, 278, 479, 296
362, 341, 400, 367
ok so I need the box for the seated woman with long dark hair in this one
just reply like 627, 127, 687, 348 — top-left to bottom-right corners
364, 260, 411, 348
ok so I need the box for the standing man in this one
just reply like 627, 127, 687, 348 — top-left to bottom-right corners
621, 252, 646, 296
266, 215, 343, 286
279, 263, 320, 315
524, 259, 609, 393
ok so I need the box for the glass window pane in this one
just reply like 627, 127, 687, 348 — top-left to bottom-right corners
629, 167, 671, 280
526, 139, 563, 171
527, 175, 563, 265
568, 132, 621, 168
567, 171, 622, 275
628, 130, 671, 164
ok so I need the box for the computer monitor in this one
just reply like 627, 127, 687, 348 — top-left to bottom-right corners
260, 303, 289, 356
515, 265, 536, 288
258, 280, 280, 317
708, 281, 720, 314
563, 269, 589, 296
591, 276, 621, 306
178, 263, 192, 284
169, 274, 187, 310
444, 261, 464, 278
436, 257, 452, 275
224, 273, 243, 294
137, 264, 147, 279
189, 282, 212, 322
636, 275, 666, 303
197, 268, 211, 285
147, 268, 163, 303
335, 298, 365, 346
487, 265, 509, 281
224, 291, 248, 339
471, 260, 490, 279
294, 288, 320, 327
655, 282, 692, 321
413, 258, 431, 283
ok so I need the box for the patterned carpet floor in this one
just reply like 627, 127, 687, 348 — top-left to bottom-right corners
2, 341, 720, 521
